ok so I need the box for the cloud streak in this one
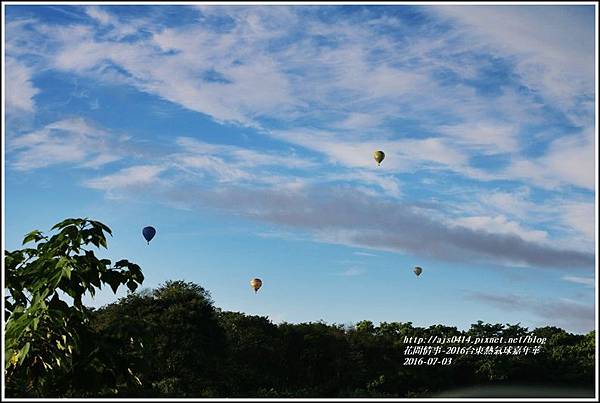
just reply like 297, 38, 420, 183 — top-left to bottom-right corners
5, 57, 39, 114
7, 118, 126, 171
562, 276, 595, 288
156, 184, 594, 270
465, 290, 595, 334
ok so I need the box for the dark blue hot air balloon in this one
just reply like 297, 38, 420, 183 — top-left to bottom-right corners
142, 226, 156, 245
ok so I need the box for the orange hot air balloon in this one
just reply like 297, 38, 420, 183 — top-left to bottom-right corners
250, 278, 263, 293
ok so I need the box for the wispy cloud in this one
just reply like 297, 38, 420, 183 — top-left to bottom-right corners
271, 129, 469, 173
84, 164, 166, 191
153, 184, 594, 270
560, 202, 596, 240
5, 57, 39, 114
433, 5, 595, 127
336, 267, 366, 277
176, 137, 317, 170
353, 251, 377, 257
450, 215, 548, 244
436, 121, 519, 155
465, 290, 595, 333
85, 6, 113, 26
8, 118, 126, 170
505, 128, 596, 191
562, 276, 595, 288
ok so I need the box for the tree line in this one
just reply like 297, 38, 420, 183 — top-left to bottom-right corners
4, 219, 595, 398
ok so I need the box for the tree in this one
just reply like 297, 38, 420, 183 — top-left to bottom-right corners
278, 321, 351, 397
217, 311, 284, 397
4, 218, 144, 397
92, 280, 227, 397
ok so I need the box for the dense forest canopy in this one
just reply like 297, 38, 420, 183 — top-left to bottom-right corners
4, 219, 596, 398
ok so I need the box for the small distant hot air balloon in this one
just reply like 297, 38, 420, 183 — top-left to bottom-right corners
250, 278, 262, 294
413, 266, 423, 277
373, 150, 385, 166
142, 226, 156, 245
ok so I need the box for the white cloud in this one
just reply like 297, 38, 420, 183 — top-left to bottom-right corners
173, 137, 318, 185
85, 6, 113, 25
477, 188, 534, 218
47, 19, 298, 126
85, 165, 166, 191
506, 128, 595, 190
540, 130, 596, 190
8, 118, 124, 170
562, 276, 595, 288
466, 290, 595, 334
327, 171, 402, 198
333, 113, 383, 131
353, 251, 377, 257
433, 5, 595, 125
451, 215, 548, 243
274, 129, 469, 173
448, 187, 595, 254
5, 57, 39, 113
560, 202, 596, 240
175, 154, 253, 183
437, 121, 519, 154
336, 267, 366, 277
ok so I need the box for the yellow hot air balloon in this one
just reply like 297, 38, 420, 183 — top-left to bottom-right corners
373, 150, 385, 166
413, 266, 423, 277
250, 278, 263, 293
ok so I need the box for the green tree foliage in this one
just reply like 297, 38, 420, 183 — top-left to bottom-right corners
217, 311, 284, 397
90, 291, 594, 398
91, 281, 227, 397
4, 218, 144, 397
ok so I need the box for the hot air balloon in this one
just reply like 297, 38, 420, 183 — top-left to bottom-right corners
250, 278, 262, 293
413, 266, 423, 277
373, 150, 385, 166
142, 226, 156, 245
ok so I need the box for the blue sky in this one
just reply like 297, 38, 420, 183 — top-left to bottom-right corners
3, 4, 596, 333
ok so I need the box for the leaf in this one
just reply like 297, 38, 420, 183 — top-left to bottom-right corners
55, 256, 70, 268
102, 271, 122, 294
48, 267, 64, 289
62, 266, 72, 280
18, 342, 31, 365
51, 218, 81, 230
23, 230, 43, 245
90, 220, 113, 236
9, 351, 19, 367
127, 280, 138, 293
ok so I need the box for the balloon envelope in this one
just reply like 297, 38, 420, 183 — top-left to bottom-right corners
373, 150, 385, 166
142, 226, 156, 244
250, 278, 262, 293
413, 266, 423, 277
